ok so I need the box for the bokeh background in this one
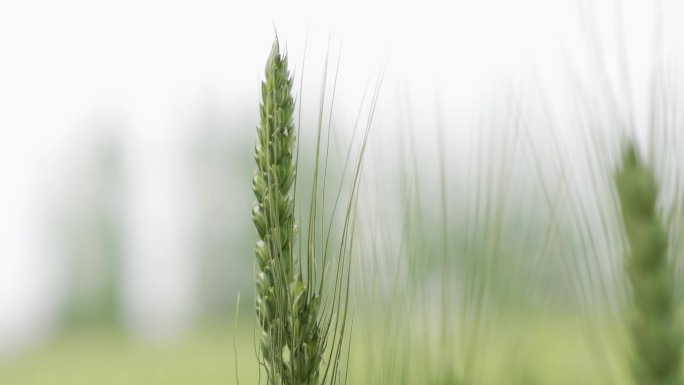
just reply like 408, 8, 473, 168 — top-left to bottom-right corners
1, 0, 683, 383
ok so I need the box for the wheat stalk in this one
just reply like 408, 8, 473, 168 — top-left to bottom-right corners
615, 142, 682, 385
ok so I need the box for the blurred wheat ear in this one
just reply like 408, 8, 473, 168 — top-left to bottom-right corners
252, 37, 370, 385
615, 142, 682, 385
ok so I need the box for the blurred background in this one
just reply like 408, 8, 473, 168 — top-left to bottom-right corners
1, 0, 683, 384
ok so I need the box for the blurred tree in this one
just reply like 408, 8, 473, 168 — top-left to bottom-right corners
56, 126, 125, 329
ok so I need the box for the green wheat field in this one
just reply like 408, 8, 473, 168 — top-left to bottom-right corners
0, 316, 629, 385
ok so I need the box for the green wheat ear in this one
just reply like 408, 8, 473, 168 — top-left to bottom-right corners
615, 142, 682, 385
252, 38, 324, 385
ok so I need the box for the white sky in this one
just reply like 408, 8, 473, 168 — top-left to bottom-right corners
0, 0, 681, 354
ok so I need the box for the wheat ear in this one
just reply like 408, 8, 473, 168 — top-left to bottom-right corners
253, 39, 323, 385
615, 143, 681, 385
